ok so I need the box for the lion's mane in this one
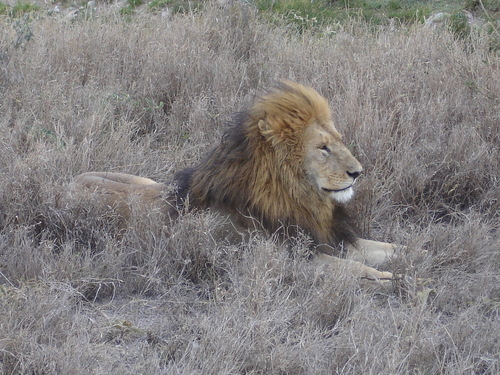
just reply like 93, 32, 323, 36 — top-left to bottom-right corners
173, 81, 357, 250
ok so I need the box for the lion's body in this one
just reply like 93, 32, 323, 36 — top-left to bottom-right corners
173, 116, 356, 249
73, 81, 398, 285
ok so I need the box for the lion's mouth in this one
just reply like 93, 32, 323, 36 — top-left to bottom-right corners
322, 185, 352, 193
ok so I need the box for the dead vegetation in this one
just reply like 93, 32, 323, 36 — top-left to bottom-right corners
0, 2, 498, 374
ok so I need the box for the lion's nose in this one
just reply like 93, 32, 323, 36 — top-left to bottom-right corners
347, 170, 361, 180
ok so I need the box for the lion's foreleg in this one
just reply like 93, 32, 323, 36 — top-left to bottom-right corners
347, 238, 398, 266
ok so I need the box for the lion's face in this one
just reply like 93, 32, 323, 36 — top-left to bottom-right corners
302, 122, 362, 203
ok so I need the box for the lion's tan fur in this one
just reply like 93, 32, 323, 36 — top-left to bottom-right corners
249, 82, 332, 147
251, 84, 338, 244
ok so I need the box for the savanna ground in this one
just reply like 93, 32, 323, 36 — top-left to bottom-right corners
0, 0, 499, 374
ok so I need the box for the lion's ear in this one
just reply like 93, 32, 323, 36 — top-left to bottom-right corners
258, 119, 273, 139
258, 119, 271, 133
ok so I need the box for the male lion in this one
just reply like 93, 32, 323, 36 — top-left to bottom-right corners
73, 81, 399, 286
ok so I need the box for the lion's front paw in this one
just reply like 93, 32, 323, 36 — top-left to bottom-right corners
347, 262, 396, 292
360, 268, 393, 281
314, 253, 398, 292
348, 260, 392, 281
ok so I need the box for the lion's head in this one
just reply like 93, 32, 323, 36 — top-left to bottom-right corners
175, 81, 362, 247
252, 82, 363, 204
302, 121, 362, 204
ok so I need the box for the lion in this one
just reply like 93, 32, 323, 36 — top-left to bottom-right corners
72, 81, 399, 287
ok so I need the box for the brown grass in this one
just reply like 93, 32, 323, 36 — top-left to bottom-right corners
0, 2, 499, 374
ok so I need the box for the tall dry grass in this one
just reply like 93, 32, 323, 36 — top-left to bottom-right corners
0, 2, 498, 374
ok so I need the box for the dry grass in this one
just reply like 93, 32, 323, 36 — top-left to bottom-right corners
0, 2, 499, 374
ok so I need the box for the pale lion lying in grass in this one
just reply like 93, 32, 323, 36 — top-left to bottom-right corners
73, 81, 402, 289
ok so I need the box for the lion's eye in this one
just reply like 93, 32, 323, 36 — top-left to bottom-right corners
319, 145, 330, 154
